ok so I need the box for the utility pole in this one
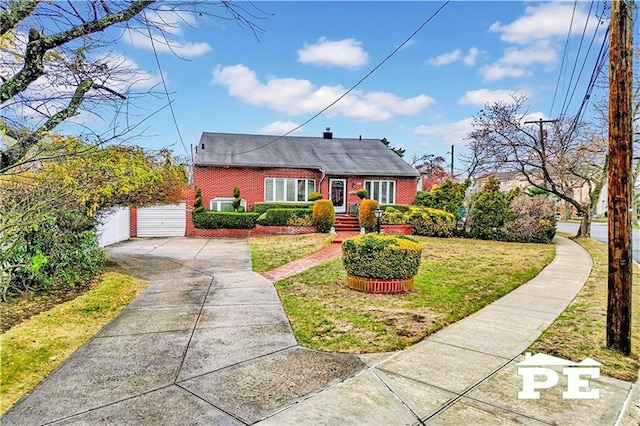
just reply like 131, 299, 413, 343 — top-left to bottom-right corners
524, 118, 559, 145
607, 0, 633, 356
450, 145, 454, 178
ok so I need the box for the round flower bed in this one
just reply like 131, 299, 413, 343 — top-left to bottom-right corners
342, 234, 423, 294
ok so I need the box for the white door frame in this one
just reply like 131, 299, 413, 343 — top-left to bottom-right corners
329, 178, 347, 214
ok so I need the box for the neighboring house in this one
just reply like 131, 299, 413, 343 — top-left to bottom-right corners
192, 129, 420, 214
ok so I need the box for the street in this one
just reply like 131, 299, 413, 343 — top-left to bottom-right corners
556, 221, 640, 264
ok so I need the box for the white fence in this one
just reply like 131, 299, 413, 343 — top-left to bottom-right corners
96, 207, 131, 247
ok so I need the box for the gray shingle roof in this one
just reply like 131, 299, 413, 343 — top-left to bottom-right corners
194, 132, 419, 177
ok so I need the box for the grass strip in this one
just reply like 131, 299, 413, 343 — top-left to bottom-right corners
529, 237, 639, 382
0, 272, 148, 415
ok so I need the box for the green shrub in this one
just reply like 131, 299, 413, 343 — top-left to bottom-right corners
381, 204, 411, 213
313, 200, 335, 233
308, 192, 323, 201
233, 186, 240, 199
415, 179, 470, 219
256, 209, 313, 226
409, 207, 456, 237
193, 188, 204, 214
380, 207, 408, 225
192, 211, 259, 229
355, 189, 368, 200
342, 234, 422, 279
253, 202, 313, 214
469, 177, 514, 240
1, 211, 106, 298
358, 199, 379, 231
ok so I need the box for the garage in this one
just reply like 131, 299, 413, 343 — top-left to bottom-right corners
136, 203, 186, 237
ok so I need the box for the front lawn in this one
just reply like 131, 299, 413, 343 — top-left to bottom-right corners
271, 237, 555, 353
248, 233, 332, 272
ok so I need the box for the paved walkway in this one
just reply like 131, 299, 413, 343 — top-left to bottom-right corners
2, 236, 637, 425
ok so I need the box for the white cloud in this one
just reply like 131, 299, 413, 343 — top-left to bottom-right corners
463, 47, 480, 66
500, 43, 557, 66
297, 37, 369, 70
413, 117, 475, 147
479, 63, 530, 82
459, 89, 532, 107
125, 29, 211, 59
427, 49, 461, 66
259, 121, 303, 134
490, 2, 604, 44
212, 64, 435, 122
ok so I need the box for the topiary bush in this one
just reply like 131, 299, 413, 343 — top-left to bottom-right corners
253, 202, 313, 214
342, 234, 422, 279
232, 186, 242, 212
313, 199, 335, 233
192, 211, 259, 229
355, 189, 368, 200
256, 208, 313, 226
193, 188, 204, 214
358, 199, 379, 231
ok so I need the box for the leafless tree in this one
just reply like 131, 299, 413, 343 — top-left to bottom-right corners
463, 95, 606, 238
1, 0, 266, 173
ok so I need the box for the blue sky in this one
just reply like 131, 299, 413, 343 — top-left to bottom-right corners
5, 1, 615, 173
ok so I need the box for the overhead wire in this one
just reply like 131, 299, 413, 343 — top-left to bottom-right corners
549, 0, 578, 117
144, 12, 192, 164
207, 0, 451, 156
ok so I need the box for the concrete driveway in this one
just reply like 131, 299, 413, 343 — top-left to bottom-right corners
2, 237, 364, 425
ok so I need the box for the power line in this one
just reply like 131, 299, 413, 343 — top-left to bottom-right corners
209, 0, 451, 156
144, 13, 192, 163
549, 0, 579, 117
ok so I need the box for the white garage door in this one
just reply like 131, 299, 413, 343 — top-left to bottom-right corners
137, 203, 186, 237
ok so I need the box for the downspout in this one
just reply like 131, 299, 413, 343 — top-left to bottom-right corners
318, 167, 326, 197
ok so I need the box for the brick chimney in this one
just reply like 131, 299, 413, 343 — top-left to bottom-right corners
323, 127, 333, 139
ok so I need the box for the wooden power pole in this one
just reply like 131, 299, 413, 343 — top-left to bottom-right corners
607, 0, 633, 356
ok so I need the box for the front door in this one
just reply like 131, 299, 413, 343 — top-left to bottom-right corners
329, 178, 347, 214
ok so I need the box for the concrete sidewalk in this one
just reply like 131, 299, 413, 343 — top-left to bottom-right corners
2, 236, 637, 425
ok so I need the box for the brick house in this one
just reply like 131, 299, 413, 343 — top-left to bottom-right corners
193, 129, 420, 215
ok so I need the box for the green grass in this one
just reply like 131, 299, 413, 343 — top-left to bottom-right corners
272, 237, 555, 353
0, 272, 148, 415
248, 233, 332, 272
529, 237, 639, 382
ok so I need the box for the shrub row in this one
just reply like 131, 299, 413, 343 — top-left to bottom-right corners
256, 208, 313, 226
342, 234, 423, 279
380, 206, 456, 237
253, 202, 312, 214
192, 211, 260, 229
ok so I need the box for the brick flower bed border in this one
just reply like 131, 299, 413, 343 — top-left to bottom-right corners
186, 225, 316, 238
346, 274, 414, 294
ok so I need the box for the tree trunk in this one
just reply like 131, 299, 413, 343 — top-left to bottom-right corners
563, 200, 572, 221
576, 209, 591, 238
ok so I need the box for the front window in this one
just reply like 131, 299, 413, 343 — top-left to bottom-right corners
210, 197, 246, 211
265, 178, 316, 202
365, 180, 395, 204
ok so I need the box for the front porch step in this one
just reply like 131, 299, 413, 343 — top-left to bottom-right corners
334, 215, 360, 232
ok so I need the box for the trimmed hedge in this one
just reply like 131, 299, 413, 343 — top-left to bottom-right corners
192, 211, 259, 229
342, 234, 422, 279
256, 208, 313, 226
253, 202, 312, 214
313, 199, 335, 233
409, 207, 456, 237
358, 199, 379, 231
